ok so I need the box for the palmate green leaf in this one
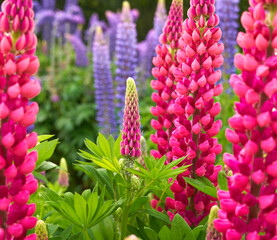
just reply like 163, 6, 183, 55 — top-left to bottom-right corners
74, 193, 87, 227
158, 225, 171, 240
87, 191, 99, 225
36, 161, 57, 172
34, 138, 59, 168
38, 135, 54, 142
144, 227, 158, 240
130, 156, 189, 182
184, 177, 217, 198
129, 196, 149, 215
84, 138, 102, 158
142, 209, 171, 225
193, 225, 203, 239
98, 133, 112, 160
163, 157, 186, 171
113, 133, 122, 159
74, 164, 114, 199
78, 150, 94, 161
170, 214, 195, 240
218, 170, 228, 190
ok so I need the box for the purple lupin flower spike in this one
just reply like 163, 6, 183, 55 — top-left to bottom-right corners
120, 78, 141, 159
42, 0, 56, 10
137, 29, 155, 92
66, 29, 89, 67
34, 0, 56, 48
65, 0, 78, 10
93, 27, 117, 136
216, 0, 239, 79
154, 0, 167, 50
115, 1, 138, 126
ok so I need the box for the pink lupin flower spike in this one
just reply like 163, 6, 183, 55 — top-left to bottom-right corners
0, 0, 40, 239
150, 0, 183, 161
165, 0, 223, 226
214, 0, 277, 239
121, 77, 141, 162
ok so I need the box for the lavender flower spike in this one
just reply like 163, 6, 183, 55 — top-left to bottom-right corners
216, 0, 239, 78
115, 1, 138, 126
121, 78, 141, 159
93, 27, 117, 136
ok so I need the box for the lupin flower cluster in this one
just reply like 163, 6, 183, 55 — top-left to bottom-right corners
216, 0, 239, 78
150, 0, 183, 160
115, 1, 138, 125
0, 0, 41, 239
214, 1, 277, 238
93, 26, 117, 136
163, 0, 224, 226
120, 77, 141, 160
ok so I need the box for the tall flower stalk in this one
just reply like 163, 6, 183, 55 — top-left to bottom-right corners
120, 77, 141, 240
214, 1, 277, 238
166, 0, 224, 226
150, 0, 183, 160
93, 26, 117, 136
115, 1, 138, 126
0, 0, 41, 239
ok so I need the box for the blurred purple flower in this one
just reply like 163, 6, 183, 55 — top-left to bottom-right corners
93, 27, 117, 136
115, 1, 138, 125
85, 13, 107, 45
42, 0, 56, 11
154, 0, 167, 48
55, 5, 85, 39
216, 0, 239, 78
106, 7, 139, 58
66, 29, 89, 67
137, 29, 155, 90
65, 0, 79, 10
34, 0, 56, 46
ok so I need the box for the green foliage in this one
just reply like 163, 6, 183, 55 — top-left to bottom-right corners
41, 186, 123, 239
183, 177, 217, 199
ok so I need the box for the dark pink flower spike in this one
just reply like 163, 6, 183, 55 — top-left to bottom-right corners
215, 0, 277, 239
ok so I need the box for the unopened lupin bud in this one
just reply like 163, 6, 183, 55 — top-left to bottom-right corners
120, 78, 141, 159
35, 220, 48, 240
58, 158, 69, 188
206, 206, 222, 240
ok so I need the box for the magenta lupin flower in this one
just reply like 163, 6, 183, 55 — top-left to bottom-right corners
120, 78, 141, 159
0, 0, 40, 239
163, 0, 224, 226
215, 0, 277, 238
150, 0, 183, 161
